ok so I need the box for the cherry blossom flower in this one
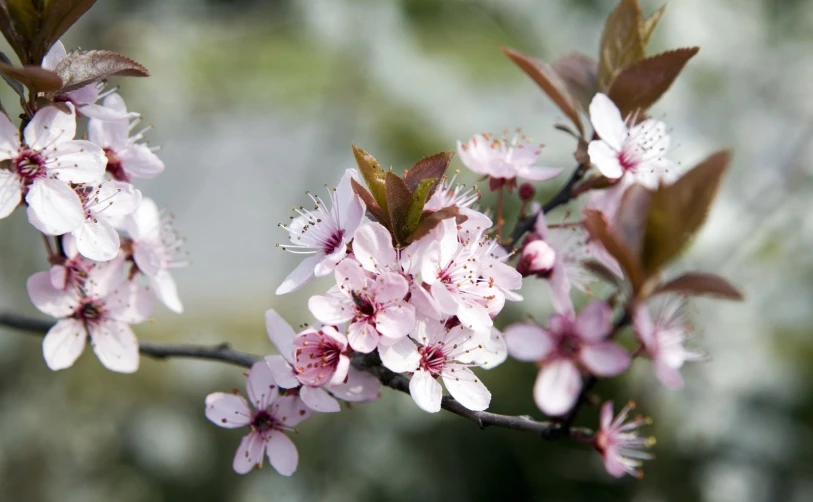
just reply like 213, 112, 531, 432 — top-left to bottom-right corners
594, 401, 654, 478
633, 296, 701, 389
205, 361, 311, 476
424, 173, 492, 244
70, 181, 142, 262
88, 93, 165, 181
379, 318, 493, 413
503, 302, 630, 416
124, 198, 185, 313
292, 325, 350, 387
49, 234, 90, 291
587, 93, 673, 188
0, 104, 106, 233
26, 256, 154, 373
457, 131, 562, 191
309, 258, 415, 353
276, 168, 365, 295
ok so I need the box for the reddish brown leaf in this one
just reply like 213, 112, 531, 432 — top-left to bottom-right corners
614, 183, 653, 258
32, 1, 98, 65
552, 52, 598, 113
598, 0, 645, 91
607, 47, 699, 118
502, 46, 583, 135
640, 3, 667, 46
0, 61, 62, 92
642, 150, 731, 273
385, 172, 413, 246
404, 151, 453, 192
408, 206, 459, 243
584, 209, 645, 291
55, 50, 149, 93
653, 272, 744, 301
351, 178, 388, 226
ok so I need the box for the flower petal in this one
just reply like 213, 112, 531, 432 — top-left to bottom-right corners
73, 219, 120, 261
118, 143, 165, 179
308, 294, 354, 325
89, 319, 140, 373
575, 301, 613, 342
409, 369, 442, 413
299, 385, 341, 413
42, 40, 67, 70
265, 309, 296, 363
25, 178, 84, 235
204, 392, 252, 428
580, 342, 631, 377
266, 430, 299, 477
353, 222, 396, 272
517, 165, 563, 182
27, 270, 79, 318
0, 170, 21, 219
271, 395, 311, 427
328, 366, 381, 402
504, 322, 553, 362
275, 254, 321, 295
88, 115, 129, 149
587, 140, 624, 180
246, 361, 279, 410
150, 270, 183, 314
373, 272, 409, 304
49, 140, 107, 184
24, 103, 76, 150
589, 93, 626, 151
42, 318, 86, 370
232, 432, 264, 474
264, 355, 300, 389
379, 336, 420, 373
346, 320, 378, 353
104, 281, 155, 324
126, 197, 161, 241
375, 303, 415, 340
534, 360, 582, 416
442, 366, 491, 411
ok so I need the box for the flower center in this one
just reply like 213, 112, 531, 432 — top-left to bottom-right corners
418, 345, 445, 377
78, 300, 104, 325
559, 333, 581, 357
251, 409, 276, 432
323, 229, 344, 255
15, 149, 46, 181
352, 292, 375, 317
104, 148, 130, 182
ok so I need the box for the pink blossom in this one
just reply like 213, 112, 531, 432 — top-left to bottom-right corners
379, 318, 493, 413
292, 325, 350, 387
26, 256, 155, 373
124, 197, 185, 313
309, 258, 415, 353
70, 181, 142, 261
457, 131, 562, 191
276, 168, 365, 295
205, 361, 310, 476
594, 401, 654, 478
587, 93, 674, 188
88, 93, 165, 181
48, 234, 90, 291
633, 296, 702, 389
424, 174, 492, 245
0, 104, 106, 233
503, 302, 630, 416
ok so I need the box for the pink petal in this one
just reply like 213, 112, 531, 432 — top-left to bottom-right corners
409, 368, 442, 413
275, 254, 321, 295
589, 93, 626, 151
632, 304, 656, 349
375, 303, 415, 339
89, 319, 140, 373
308, 294, 354, 325
91, 181, 142, 217
517, 165, 563, 182
378, 336, 421, 373
149, 270, 183, 314
334, 257, 368, 292
83, 255, 127, 298
346, 320, 378, 353
41, 40, 67, 71
580, 342, 631, 377
429, 282, 459, 317
25, 178, 84, 235
88, 115, 129, 149
246, 361, 279, 410
73, 219, 120, 261
232, 432, 264, 474
328, 366, 381, 402
126, 197, 161, 242
353, 222, 396, 272
266, 430, 299, 477
299, 385, 340, 413
549, 261, 575, 316
313, 247, 346, 277
654, 360, 685, 389
600, 401, 614, 430
24, 103, 76, 151
408, 282, 442, 320
27, 271, 79, 318
48, 140, 107, 184
534, 359, 582, 416
265, 309, 296, 363
0, 170, 21, 219
329, 354, 351, 386
575, 301, 612, 342
478, 327, 508, 370
455, 301, 493, 332
503, 322, 553, 362
42, 318, 86, 370
373, 272, 409, 304
603, 452, 628, 478
442, 367, 491, 411
118, 143, 165, 179
271, 395, 311, 427
587, 140, 624, 180
204, 392, 252, 428
264, 355, 300, 389
104, 281, 155, 324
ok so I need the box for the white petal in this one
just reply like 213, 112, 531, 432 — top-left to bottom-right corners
299, 385, 341, 413
73, 219, 121, 262
588, 93, 626, 151
150, 270, 183, 313
89, 320, 140, 373
517, 165, 563, 182
266, 431, 299, 477
42, 319, 86, 371
409, 369, 442, 413
0, 112, 20, 160
233, 433, 264, 474
346, 320, 378, 353
503, 322, 553, 362
265, 309, 296, 363
264, 355, 300, 389
534, 360, 582, 416
308, 294, 354, 325
580, 342, 631, 377
442, 367, 491, 411
80, 103, 134, 121
25, 178, 84, 235
126, 197, 161, 241
328, 366, 381, 402
104, 281, 155, 324
353, 222, 396, 272
84, 254, 126, 298
378, 336, 421, 373
588, 140, 624, 179
275, 254, 321, 295
24, 103, 76, 150
118, 143, 165, 179
26, 270, 79, 317
246, 361, 279, 410
48, 140, 107, 184
133, 240, 163, 277
42, 40, 67, 70
90, 181, 142, 217
478, 327, 508, 370
375, 304, 415, 340
204, 392, 252, 428
0, 170, 21, 219
455, 302, 493, 332
271, 395, 311, 427
429, 282, 459, 316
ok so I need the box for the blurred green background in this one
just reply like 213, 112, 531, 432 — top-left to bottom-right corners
1, 0, 812, 500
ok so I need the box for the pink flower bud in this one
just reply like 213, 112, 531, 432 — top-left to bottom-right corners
519, 182, 536, 201
517, 238, 556, 277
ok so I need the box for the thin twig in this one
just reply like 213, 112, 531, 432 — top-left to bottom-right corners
0, 312, 594, 441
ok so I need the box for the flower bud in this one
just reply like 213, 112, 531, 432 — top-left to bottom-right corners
516, 236, 556, 277
518, 182, 536, 201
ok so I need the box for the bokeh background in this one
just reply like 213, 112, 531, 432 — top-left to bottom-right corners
1, 0, 812, 500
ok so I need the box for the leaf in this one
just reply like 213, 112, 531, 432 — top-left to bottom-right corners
404, 151, 453, 192
351, 178, 388, 226
653, 272, 744, 301
406, 177, 437, 234
598, 0, 645, 91
613, 183, 652, 258
351, 144, 389, 214
640, 3, 667, 46
32, 0, 98, 65
408, 206, 459, 243
55, 50, 149, 93
584, 209, 645, 291
502, 46, 583, 135
641, 150, 731, 273
385, 172, 412, 246
0, 1, 35, 64
0, 51, 25, 98
0, 61, 62, 92
552, 52, 598, 113
583, 260, 624, 287
607, 47, 699, 118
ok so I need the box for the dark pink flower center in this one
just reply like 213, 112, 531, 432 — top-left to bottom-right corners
323, 229, 344, 255
15, 149, 46, 181
104, 148, 130, 182
251, 409, 277, 432
77, 300, 105, 326
297, 336, 342, 373
559, 333, 581, 358
618, 147, 639, 173
352, 291, 376, 317
418, 345, 445, 377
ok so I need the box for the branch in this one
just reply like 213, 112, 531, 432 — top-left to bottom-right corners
0, 312, 593, 441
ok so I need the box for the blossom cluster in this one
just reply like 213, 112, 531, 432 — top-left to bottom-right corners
15, 41, 184, 373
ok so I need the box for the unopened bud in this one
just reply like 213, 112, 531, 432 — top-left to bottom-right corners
516, 237, 556, 277
518, 182, 536, 201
